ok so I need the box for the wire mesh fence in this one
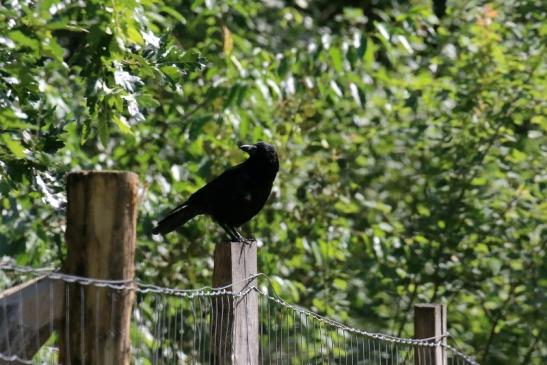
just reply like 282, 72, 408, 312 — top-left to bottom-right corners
0, 265, 479, 365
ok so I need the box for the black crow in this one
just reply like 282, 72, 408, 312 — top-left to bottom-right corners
152, 142, 279, 242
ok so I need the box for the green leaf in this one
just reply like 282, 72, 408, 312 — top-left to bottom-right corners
356, 34, 368, 59
81, 119, 91, 145
160, 65, 182, 82
1, 135, 26, 159
333, 278, 348, 290
510, 149, 526, 162
8, 31, 40, 50
160, 6, 187, 24
417, 204, 431, 216
44, 37, 65, 60
113, 115, 133, 135
137, 94, 160, 108
329, 47, 344, 73
364, 38, 376, 66
471, 176, 487, 186
127, 26, 144, 45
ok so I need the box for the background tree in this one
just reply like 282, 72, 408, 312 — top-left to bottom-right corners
0, 0, 545, 364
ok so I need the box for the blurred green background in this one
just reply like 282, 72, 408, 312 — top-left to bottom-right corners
0, 0, 545, 363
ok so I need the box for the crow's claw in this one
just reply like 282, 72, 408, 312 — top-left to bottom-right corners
241, 237, 256, 245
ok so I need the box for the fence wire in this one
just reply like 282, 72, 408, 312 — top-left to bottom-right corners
0, 264, 479, 365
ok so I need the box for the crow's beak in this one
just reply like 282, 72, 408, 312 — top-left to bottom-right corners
239, 144, 257, 154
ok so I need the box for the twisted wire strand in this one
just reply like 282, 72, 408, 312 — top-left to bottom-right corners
0, 352, 34, 365
0, 263, 479, 364
0, 263, 261, 295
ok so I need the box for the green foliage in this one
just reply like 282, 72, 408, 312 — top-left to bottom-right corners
1, 1, 545, 364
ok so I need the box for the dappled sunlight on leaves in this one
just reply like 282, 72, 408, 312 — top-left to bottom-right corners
0, 1, 545, 364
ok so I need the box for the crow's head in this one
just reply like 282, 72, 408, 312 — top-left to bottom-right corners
239, 141, 274, 156
240, 142, 278, 169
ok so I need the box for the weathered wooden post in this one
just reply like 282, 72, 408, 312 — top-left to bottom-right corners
211, 241, 259, 365
60, 171, 138, 365
414, 303, 447, 365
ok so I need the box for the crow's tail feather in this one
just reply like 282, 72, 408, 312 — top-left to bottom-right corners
152, 204, 201, 235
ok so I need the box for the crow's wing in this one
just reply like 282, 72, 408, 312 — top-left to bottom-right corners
153, 162, 255, 235
186, 161, 253, 210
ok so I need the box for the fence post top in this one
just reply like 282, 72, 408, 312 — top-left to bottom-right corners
415, 303, 444, 309
67, 170, 138, 178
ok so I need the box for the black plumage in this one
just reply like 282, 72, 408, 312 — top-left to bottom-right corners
152, 142, 279, 242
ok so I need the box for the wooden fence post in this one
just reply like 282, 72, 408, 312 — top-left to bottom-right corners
414, 303, 447, 365
60, 171, 138, 365
211, 241, 259, 365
